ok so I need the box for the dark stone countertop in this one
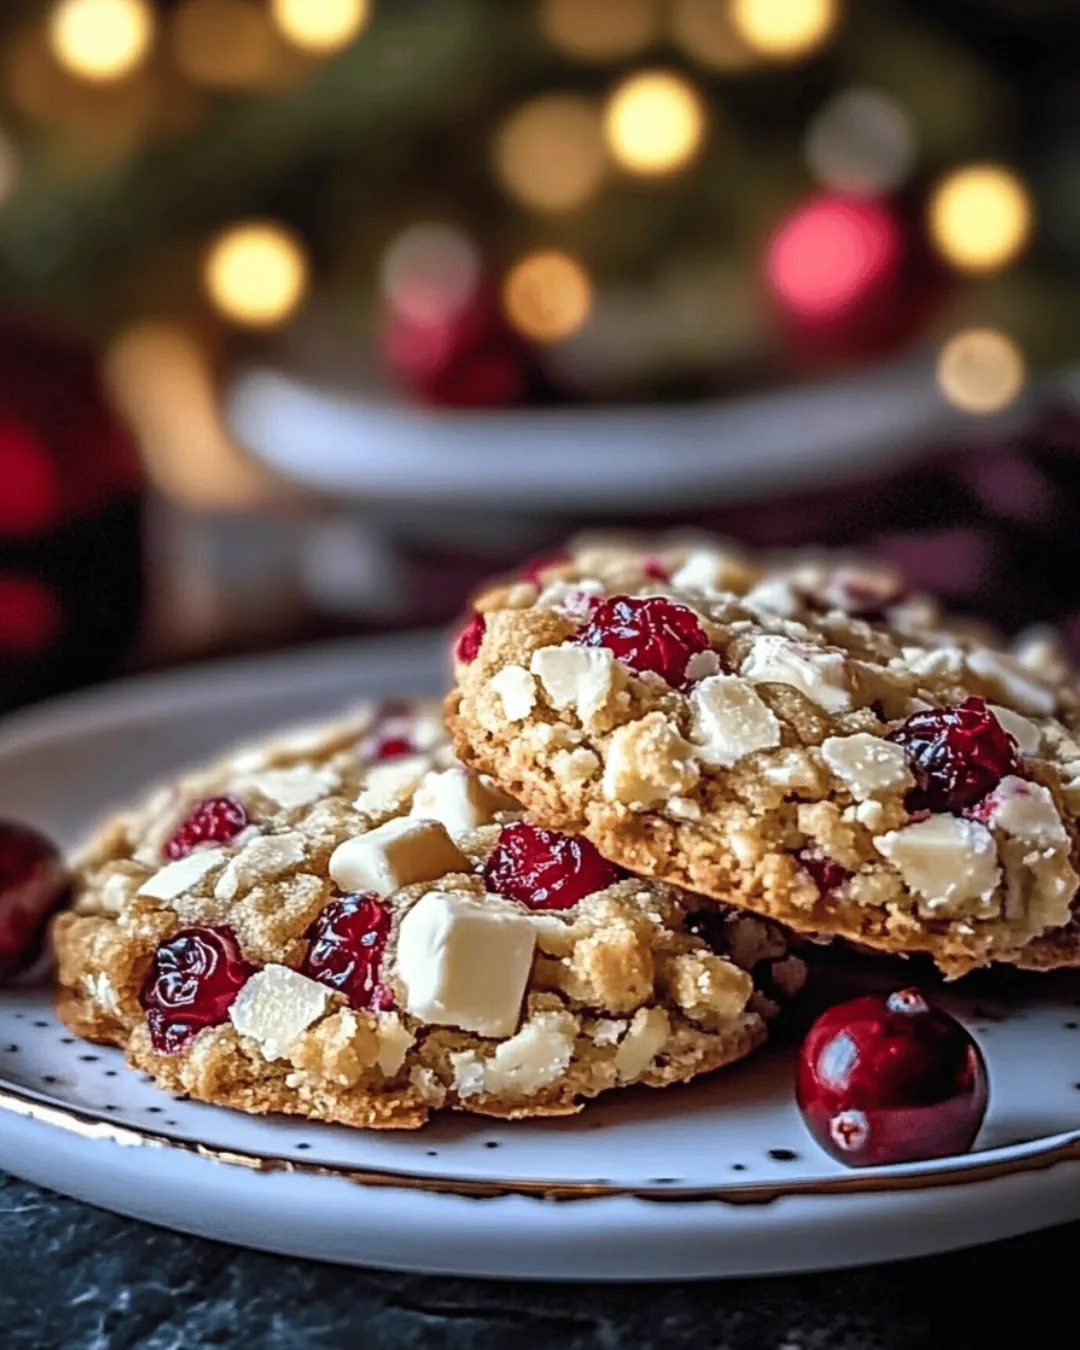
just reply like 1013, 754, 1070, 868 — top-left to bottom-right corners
0, 1170, 1058, 1349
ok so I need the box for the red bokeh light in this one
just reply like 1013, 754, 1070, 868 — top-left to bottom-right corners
0, 421, 60, 534
766, 196, 901, 323
0, 576, 61, 654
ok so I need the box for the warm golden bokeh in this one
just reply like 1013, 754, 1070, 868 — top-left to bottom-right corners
203, 222, 310, 328
48, 0, 155, 82
928, 165, 1033, 274
171, 0, 292, 90
493, 94, 607, 213
270, 0, 370, 54
730, 0, 838, 60
936, 328, 1025, 414
603, 70, 707, 176
671, 0, 759, 72
538, 0, 659, 61
502, 251, 593, 342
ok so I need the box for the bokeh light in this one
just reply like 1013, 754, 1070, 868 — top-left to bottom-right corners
671, 0, 759, 72
937, 328, 1025, 414
928, 165, 1032, 274
501, 251, 593, 342
806, 88, 914, 196
48, 0, 154, 82
731, 0, 838, 60
766, 195, 900, 321
603, 71, 707, 177
539, 0, 659, 62
270, 0, 370, 55
493, 94, 607, 214
203, 222, 310, 328
104, 320, 273, 508
380, 222, 482, 325
172, 0, 287, 90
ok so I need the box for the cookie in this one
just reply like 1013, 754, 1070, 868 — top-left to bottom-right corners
52, 699, 801, 1130
446, 534, 1080, 978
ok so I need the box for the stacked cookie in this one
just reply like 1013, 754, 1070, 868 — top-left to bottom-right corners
54, 533, 1080, 1129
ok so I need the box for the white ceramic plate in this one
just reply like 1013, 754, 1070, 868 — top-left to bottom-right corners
4, 634, 1080, 1281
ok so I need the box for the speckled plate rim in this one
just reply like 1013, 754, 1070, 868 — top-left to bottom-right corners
4, 1076, 1080, 1205
3, 636, 1080, 1217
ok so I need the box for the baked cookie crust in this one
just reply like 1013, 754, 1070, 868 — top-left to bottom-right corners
447, 534, 1080, 978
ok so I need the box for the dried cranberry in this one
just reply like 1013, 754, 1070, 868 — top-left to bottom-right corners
163, 796, 248, 861
641, 556, 669, 581
520, 551, 570, 585
0, 821, 68, 980
575, 594, 709, 687
359, 706, 420, 763
887, 697, 1019, 813
140, 925, 256, 1055
482, 822, 623, 911
796, 988, 988, 1167
798, 851, 853, 895
300, 893, 394, 1010
455, 611, 486, 664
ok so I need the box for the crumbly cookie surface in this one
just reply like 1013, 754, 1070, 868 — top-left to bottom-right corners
447, 534, 1080, 978
53, 700, 798, 1130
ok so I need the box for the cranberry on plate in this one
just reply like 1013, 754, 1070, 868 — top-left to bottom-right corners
796, 988, 988, 1167
0, 821, 68, 980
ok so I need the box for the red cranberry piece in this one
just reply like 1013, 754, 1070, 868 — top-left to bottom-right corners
482, 822, 623, 911
359, 706, 419, 763
139, 925, 256, 1055
641, 556, 669, 581
163, 796, 248, 861
300, 893, 394, 1010
887, 697, 1019, 813
798, 851, 853, 895
575, 594, 709, 687
520, 551, 570, 585
455, 611, 486, 664
0, 821, 68, 980
796, 988, 988, 1167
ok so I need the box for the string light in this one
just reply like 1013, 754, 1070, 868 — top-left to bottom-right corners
937, 329, 1024, 414
538, 0, 659, 62
805, 89, 914, 196
730, 0, 838, 61
493, 95, 607, 214
203, 222, 309, 328
671, 0, 759, 72
501, 251, 592, 342
48, 0, 154, 82
270, 0, 370, 55
380, 222, 481, 325
928, 165, 1032, 274
603, 71, 707, 177
172, 0, 287, 90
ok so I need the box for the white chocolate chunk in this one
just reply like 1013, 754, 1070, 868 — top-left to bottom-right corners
235, 765, 338, 810
450, 1011, 578, 1098
352, 756, 431, 814
229, 964, 330, 1061
409, 767, 517, 839
988, 704, 1041, 756
671, 549, 742, 594
740, 635, 851, 712
614, 1006, 670, 1080
966, 649, 1056, 716
138, 847, 226, 900
978, 776, 1068, 847
530, 644, 621, 724
375, 1013, 415, 1077
874, 816, 1000, 912
329, 818, 468, 897
489, 665, 537, 722
395, 890, 537, 1038
602, 712, 700, 807
214, 831, 306, 902
820, 734, 911, 801
689, 675, 781, 767
684, 649, 722, 682
743, 577, 802, 618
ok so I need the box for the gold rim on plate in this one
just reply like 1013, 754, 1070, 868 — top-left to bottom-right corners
2, 1079, 1080, 1205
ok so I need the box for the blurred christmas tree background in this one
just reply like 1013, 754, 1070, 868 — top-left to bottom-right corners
4, 0, 1080, 708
